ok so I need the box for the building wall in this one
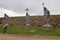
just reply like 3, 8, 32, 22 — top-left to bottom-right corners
0, 15, 60, 27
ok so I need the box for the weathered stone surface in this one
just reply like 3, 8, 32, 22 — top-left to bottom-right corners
0, 15, 60, 27
42, 24, 52, 30
42, 24, 52, 27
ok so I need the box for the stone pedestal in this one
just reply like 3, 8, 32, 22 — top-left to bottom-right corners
26, 24, 31, 27
42, 24, 52, 30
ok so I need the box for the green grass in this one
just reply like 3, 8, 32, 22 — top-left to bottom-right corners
0, 26, 60, 36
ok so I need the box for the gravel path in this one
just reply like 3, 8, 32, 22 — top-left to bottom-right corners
0, 33, 60, 40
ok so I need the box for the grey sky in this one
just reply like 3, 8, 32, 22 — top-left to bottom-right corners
0, 0, 60, 17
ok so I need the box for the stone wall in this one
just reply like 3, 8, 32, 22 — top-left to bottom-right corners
0, 15, 60, 27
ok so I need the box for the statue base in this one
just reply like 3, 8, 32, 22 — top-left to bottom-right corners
26, 24, 31, 27
41, 24, 52, 30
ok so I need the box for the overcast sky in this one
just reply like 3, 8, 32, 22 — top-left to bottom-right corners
0, 0, 60, 17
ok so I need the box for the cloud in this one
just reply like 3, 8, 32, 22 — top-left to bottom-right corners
0, 0, 60, 17
0, 8, 25, 17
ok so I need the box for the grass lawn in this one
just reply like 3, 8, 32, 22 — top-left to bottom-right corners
0, 26, 60, 36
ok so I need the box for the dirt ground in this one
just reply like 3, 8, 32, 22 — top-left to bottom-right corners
0, 33, 60, 40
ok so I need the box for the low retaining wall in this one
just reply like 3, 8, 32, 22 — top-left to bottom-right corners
0, 15, 60, 27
